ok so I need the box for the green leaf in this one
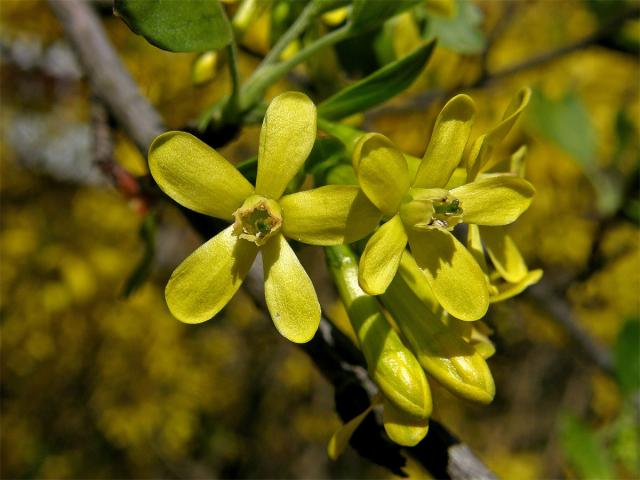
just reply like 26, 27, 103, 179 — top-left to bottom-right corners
318, 40, 436, 120
122, 213, 156, 298
349, 0, 421, 34
423, 0, 486, 54
525, 88, 625, 215
114, 0, 233, 52
526, 88, 597, 172
559, 413, 615, 480
614, 317, 640, 395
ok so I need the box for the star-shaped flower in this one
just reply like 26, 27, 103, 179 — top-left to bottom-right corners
353, 91, 535, 321
149, 92, 380, 343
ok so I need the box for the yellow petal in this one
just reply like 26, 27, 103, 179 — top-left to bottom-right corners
444, 166, 469, 189
280, 185, 381, 245
398, 252, 442, 313
452, 174, 535, 226
166, 226, 257, 323
255, 92, 317, 199
262, 234, 320, 343
490, 269, 543, 303
509, 145, 528, 177
149, 131, 254, 221
480, 226, 528, 282
467, 87, 531, 180
469, 325, 496, 359
359, 215, 407, 295
327, 405, 373, 460
352, 133, 410, 216
408, 228, 489, 321
413, 94, 476, 188
467, 224, 489, 273
382, 398, 429, 447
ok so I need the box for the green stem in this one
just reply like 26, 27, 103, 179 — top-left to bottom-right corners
317, 117, 363, 154
260, 0, 321, 67
240, 24, 351, 111
225, 40, 241, 118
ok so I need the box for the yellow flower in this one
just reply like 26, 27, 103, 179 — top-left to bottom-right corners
353, 91, 535, 321
466, 141, 544, 303
148, 92, 380, 343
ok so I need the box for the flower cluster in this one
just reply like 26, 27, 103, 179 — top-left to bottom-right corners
148, 89, 540, 450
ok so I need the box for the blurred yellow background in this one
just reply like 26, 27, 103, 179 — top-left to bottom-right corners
1, 1, 638, 478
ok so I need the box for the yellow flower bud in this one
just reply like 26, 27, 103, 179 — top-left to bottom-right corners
381, 253, 496, 404
326, 246, 432, 422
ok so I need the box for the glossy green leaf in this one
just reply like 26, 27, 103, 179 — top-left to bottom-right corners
317, 40, 436, 121
349, 0, 421, 34
114, 0, 233, 52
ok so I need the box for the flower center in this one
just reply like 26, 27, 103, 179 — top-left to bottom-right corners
430, 196, 463, 229
399, 188, 463, 231
232, 195, 283, 246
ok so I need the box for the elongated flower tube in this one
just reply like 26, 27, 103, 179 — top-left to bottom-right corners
149, 92, 381, 343
353, 92, 535, 321
326, 245, 431, 447
381, 252, 495, 404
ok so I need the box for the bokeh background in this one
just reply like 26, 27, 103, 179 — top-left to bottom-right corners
1, 0, 638, 478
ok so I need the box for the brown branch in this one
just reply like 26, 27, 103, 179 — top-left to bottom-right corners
50, 1, 498, 478
527, 280, 615, 376
48, 0, 165, 153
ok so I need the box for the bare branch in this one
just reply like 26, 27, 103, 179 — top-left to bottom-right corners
48, 0, 165, 153
527, 281, 615, 376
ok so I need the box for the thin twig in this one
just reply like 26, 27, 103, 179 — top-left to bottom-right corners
48, 0, 165, 153
527, 281, 615, 376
